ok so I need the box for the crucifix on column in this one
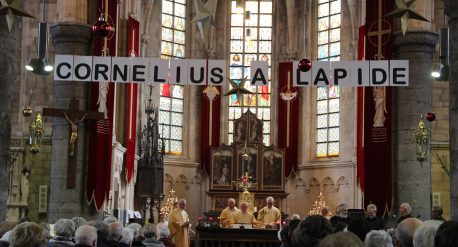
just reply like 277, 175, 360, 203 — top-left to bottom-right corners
43, 98, 105, 188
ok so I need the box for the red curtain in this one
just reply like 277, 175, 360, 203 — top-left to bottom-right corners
277, 62, 299, 177
362, 0, 394, 215
87, 0, 117, 210
125, 17, 139, 183
357, 26, 366, 192
200, 84, 222, 174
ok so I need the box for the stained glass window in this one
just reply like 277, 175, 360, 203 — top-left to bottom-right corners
229, 0, 272, 146
160, 0, 186, 154
316, 0, 340, 157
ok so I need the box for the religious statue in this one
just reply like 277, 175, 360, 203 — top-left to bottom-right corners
235, 121, 245, 142
20, 168, 30, 204
97, 82, 109, 119
144, 197, 152, 223
373, 87, 386, 127
217, 164, 230, 185
64, 112, 88, 156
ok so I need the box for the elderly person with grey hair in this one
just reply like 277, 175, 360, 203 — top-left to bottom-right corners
12, 222, 47, 247
365, 230, 393, 247
87, 220, 111, 247
365, 204, 384, 230
257, 196, 281, 229
47, 219, 76, 247
119, 228, 134, 247
396, 218, 422, 247
318, 231, 362, 247
74, 225, 97, 247
108, 221, 123, 243
397, 203, 413, 225
103, 216, 118, 225
71, 217, 87, 230
412, 220, 442, 247
330, 203, 349, 228
141, 224, 164, 247
158, 227, 175, 247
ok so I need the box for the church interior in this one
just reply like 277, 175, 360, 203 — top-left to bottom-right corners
1, 0, 458, 246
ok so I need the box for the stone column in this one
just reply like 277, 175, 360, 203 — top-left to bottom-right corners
0, 16, 21, 222
48, 23, 93, 222
445, 0, 458, 221
392, 31, 438, 221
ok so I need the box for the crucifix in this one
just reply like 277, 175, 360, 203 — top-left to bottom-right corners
43, 98, 105, 188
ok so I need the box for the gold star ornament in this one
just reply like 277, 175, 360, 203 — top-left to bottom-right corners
0, 0, 34, 32
384, 0, 430, 36
224, 78, 253, 105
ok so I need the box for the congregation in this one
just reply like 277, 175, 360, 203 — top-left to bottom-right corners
1, 198, 458, 247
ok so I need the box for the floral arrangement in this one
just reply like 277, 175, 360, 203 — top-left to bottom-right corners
196, 216, 221, 229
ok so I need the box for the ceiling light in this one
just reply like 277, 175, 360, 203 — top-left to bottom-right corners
26, 22, 53, 75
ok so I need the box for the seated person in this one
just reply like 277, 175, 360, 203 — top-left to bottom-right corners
231, 202, 257, 227
219, 198, 240, 228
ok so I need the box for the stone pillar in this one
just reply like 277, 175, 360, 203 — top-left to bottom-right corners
0, 16, 21, 222
48, 23, 93, 222
445, 0, 458, 221
392, 31, 438, 221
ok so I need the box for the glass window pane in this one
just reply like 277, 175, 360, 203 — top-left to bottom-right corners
259, 15, 272, 27
329, 98, 339, 112
318, 45, 329, 59
330, 14, 341, 28
318, 17, 329, 31
175, 17, 185, 30
317, 129, 328, 142
231, 14, 244, 26
317, 143, 327, 157
317, 87, 328, 100
329, 86, 340, 98
162, 28, 173, 41
318, 3, 329, 16
246, 1, 259, 12
174, 30, 185, 44
329, 113, 339, 127
317, 100, 328, 114
163, 0, 173, 14
330, 29, 340, 42
260, 2, 272, 13
328, 142, 339, 156
162, 14, 173, 27
231, 41, 244, 53
175, 3, 185, 17
231, 27, 244, 39
259, 28, 272, 40
171, 126, 182, 140
330, 42, 340, 57
330, 0, 341, 15
328, 127, 339, 141
317, 115, 328, 128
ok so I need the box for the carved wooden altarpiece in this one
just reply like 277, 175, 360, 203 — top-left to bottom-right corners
208, 111, 287, 211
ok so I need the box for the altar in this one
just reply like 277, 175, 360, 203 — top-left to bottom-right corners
195, 227, 281, 247
207, 111, 288, 211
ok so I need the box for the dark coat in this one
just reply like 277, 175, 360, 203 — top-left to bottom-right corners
46, 236, 75, 247
159, 237, 177, 247
143, 238, 165, 247
366, 216, 385, 230
397, 214, 413, 225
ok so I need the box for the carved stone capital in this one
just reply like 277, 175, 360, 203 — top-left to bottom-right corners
393, 31, 438, 56
50, 23, 93, 54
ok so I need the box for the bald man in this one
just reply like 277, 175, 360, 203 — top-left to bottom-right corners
219, 198, 240, 227
257, 196, 281, 229
169, 199, 191, 247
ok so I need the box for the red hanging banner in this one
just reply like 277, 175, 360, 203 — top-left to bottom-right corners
87, 0, 117, 210
125, 17, 139, 183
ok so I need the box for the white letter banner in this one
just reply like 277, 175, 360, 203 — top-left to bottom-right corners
73, 56, 93, 81
92, 56, 111, 82
351, 61, 370, 86
390, 60, 409, 86
312, 61, 331, 86
130, 58, 149, 83
331, 61, 351, 86
188, 59, 207, 85
111, 57, 131, 83
150, 58, 169, 84
292, 60, 311, 87
54, 54, 74, 81
250, 61, 268, 86
207, 60, 226, 85
370, 60, 389, 86
170, 59, 188, 85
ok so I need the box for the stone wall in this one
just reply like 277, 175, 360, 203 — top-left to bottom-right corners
27, 142, 52, 222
